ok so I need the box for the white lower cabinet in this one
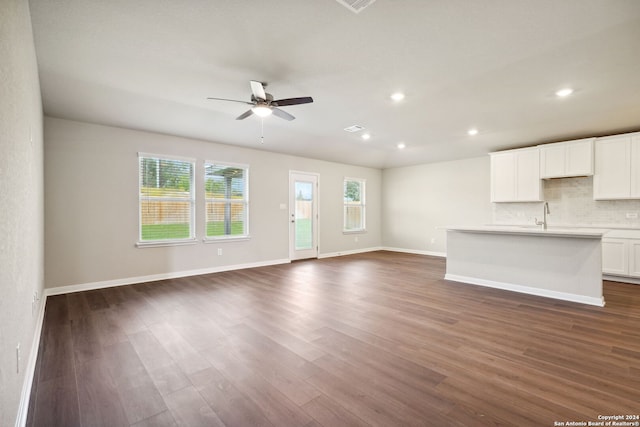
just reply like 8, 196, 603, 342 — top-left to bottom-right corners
602, 237, 640, 277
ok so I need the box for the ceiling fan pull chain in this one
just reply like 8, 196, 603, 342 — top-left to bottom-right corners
260, 118, 265, 144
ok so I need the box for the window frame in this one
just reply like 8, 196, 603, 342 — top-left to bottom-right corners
203, 160, 250, 242
137, 153, 197, 247
343, 177, 366, 234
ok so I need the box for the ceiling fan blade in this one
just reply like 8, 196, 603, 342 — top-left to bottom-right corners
272, 97, 313, 107
271, 108, 295, 121
207, 97, 253, 105
250, 81, 267, 101
236, 109, 254, 120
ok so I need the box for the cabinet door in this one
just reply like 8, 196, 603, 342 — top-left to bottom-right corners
594, 136, 631, 199
602, 239, 628, 275
628, 240, 640, 277
631, 135, 640, 198
540, 144, 566, 178
490, 152, 516, 202
566, 139, 593, 176
516, 148, 541, 201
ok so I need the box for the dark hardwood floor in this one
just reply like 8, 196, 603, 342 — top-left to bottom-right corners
27, 251, 640, 426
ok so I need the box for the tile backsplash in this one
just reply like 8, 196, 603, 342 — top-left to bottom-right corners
493, 176, 640, 228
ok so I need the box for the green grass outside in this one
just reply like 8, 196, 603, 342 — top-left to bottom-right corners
295, 218, 312, 249
141, 221, 246, 240
141, 223, 190, 240
206, 221, 245, 236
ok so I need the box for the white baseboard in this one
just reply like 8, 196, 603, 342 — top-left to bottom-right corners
381, 247, 447, 258
444, 273, 605, 307
317, 246, 383, 259
15, 294, 47, 427
46, 258, 291, 296
603, 274, 640, 285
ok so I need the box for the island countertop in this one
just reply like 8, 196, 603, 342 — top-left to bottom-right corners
445, 225, 607, 239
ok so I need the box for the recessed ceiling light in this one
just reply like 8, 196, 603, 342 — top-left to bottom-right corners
397, 142, 406, 149
361, 133, 371, 140
390, 92, 405, 102
467, 128, 478, 136
555, 88, 573, 98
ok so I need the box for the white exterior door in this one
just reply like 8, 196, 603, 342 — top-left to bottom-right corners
289, 172, 318, 260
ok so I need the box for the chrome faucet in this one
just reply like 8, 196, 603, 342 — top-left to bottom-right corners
535, 202, 550, 230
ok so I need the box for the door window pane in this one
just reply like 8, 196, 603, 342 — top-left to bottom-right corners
295, 181, 313, 250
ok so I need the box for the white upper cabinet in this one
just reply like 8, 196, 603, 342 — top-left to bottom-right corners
593, 133, 640, 200
539, 138, 594, 179
490, 147, 541, 202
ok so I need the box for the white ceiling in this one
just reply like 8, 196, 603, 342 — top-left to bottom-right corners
29, 0, 640, 169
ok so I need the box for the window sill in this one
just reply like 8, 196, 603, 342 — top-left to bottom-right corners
203, 235, 251, 243
136, 238, 198, 248
343, 230, 367, 235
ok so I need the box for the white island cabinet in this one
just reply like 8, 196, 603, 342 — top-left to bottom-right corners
445, 226, 605, 306
490, 147, 541, 202
602, 229, 640, 281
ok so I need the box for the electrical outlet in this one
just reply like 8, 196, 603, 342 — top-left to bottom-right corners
217, 248, 222, 256
354, 236, 359, 242
16, 344, 20, 373
626, 212, 638, 219
430, 238, 436, 244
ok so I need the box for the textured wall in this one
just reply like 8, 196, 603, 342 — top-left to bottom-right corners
493, 176, 640, 228
0, 0, 45, 425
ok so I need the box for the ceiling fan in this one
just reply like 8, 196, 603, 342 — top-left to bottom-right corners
207, 81, 313, 121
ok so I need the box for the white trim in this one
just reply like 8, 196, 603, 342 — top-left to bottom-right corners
381, 247, 447, 257
318, 246, 383, 259
136, 238, 198, 248
444, 273, 606, 307
46, 258, 291, 296
138, 152, 196, 163
203, 236, 251, 243
603, 274, 640, 285
15, 294, 47, 427
289, 171, 321, 260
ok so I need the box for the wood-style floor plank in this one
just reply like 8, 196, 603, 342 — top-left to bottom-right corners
28, 251, 640, 426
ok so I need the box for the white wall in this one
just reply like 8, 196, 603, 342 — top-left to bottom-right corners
382, 156, 492, 254
0, 1, 44, 425
44, 117, 381, 289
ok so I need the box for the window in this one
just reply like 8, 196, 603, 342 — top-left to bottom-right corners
138, 154, 195, 245
205, 162, 249, 240
344, 178, 366, 232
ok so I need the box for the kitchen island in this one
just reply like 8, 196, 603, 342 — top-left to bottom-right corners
445, 226, 606, 306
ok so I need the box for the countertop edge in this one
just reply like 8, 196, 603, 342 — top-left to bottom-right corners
445, 226, 605, 238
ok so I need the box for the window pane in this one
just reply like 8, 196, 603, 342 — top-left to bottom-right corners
344, 206, 363, 231
141, 201, 191, 240
205, 165, 245, 199
141, 158, 192, 198
343, 178, 365, 232
139, 156, 194, 242
344, 180, 361, 202
295, 181, 314, 250
204, 162, 249, 239
206, 201, 246, 236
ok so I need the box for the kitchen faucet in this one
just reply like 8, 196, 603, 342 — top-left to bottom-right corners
535, 202, 550, 230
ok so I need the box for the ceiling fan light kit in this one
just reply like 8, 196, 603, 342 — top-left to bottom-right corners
251, 105, 272, 117
207, 80, 313, 122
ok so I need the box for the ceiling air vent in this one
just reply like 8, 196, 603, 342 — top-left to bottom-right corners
335, 0, 377, 14
344, 125, 365, 133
